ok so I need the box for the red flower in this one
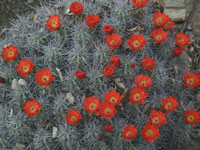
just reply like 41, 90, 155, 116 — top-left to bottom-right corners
0, 76, 5, 83
131, 0, 149, 8
152, 12, 168, 27
149, 110, 166, 126
84, 14, 100, 29
106, 33, 122, 51
104, 25, 114, 35
135, 74, 152, 89
130, 63, 136, 69
104, 89, 124, 106
70, 1, 84, 15
66, 109, 82, 125
1, 44, 19, 62
83, 96, 100, 116
141, 57, 155, 71
98, 101, 117, 120
122, 125, 137, 140
22, 99, 41, 117
16, 58, 35, 78
173, 48, 183, 57
35, 68, 55, 89
142, 123, 160, 143
103, 65, 115, 77
175, 32, 191, 48
164, 16, 174, 31
128, 33, 147, 51
151, 28, 168, 44
195, 72, 200, 80
75, 70, 87, 80
161, 96, 179, 114
110, 56, 121, 67
184, 109, 200, 126
105, 124, 113, 133
45, 14, 61, 31
129, 86, 148, 104
184, 71, 200, 88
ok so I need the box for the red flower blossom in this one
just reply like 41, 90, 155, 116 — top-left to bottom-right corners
142, 123, 160, 143
16, 58, 35, 78
151, 28, 168, 44
22, 99, 41, 117
152, 12, 168, 27
135, 74, 152, 89
1, 44, 19, 62
75, 70, 87, 80
35, 68, 55, 89
98, 101, 117, 120
0, 76, 5, 83
131, 0, 149, 8
161, 96, 179, 114
195, 72, 200, 80
129, 86, 148, 104
130, 63, 136, 69
106, 33, 122, 51
104, 89, 124, 106
173, 48, 183, 57
104, 25, 114, 35
45, 14, 61, 31
184, 109, 200, 126
103, 65, 115, 77
110, 56, 121, 67
83, 96, 100, 116
175, 32, 191, 48
105, 124, 113, 133
85, 14, 100, 29
184, 71, 200, 88
164, 16, 174, 31
128, 33, 147, 51
149, 110, 166, 126
141, 57, 155, 71
122, 125, 137, 140
70, 1, 84, 15
65, 109, 82, 125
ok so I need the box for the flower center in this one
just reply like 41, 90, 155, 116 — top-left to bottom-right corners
140, 80, 146, 86
156, 17, 163, 23
134, 93, 141, 101
133, 40, 140, 47
146, 129, 153, 136
110, 40, 116, 45
146, 63, 152, 66
104, 108, 111, 114
75, 5, 79, 9
8, 51, 14, 57
51, 20, 57, 27
179, 39, 185, 43
23, 66, 29, 72
70, 115, 77, 121
110, 97, 117, 103
30, 106, 36, 113
42, 75, 49, 82
165, 102, 172, 110
187, 78, 194, 84
136, 0, 142, 3
126, 131, 133, 137
156, 34, 162, 40
89, 103, 96, 110
187, 115, 194, 122
153, 117, 160, 123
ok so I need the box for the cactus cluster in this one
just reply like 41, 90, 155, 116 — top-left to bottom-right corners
0, 0, 199, 150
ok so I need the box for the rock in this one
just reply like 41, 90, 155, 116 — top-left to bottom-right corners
56, 68, 63, 81
66, 93, 75, 104
27, 0, 34, 3
11, 79, 19, 89
164, 0, 185, 8
164, 8, 186, 21
52, 127, 58, 139
18, 79, 27, 86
